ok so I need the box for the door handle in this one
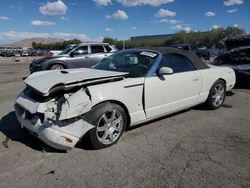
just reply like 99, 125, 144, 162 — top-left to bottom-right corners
192, 78, 199, 81
85, 56, 89, 58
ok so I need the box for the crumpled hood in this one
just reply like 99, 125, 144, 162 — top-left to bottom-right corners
24, 68, 127, 95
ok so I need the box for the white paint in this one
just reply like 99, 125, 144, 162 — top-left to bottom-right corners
15, 64, 236, 150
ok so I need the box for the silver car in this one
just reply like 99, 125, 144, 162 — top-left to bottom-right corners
30, 43, 118, 73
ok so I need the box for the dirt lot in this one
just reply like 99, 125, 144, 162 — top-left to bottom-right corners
0, 62, 249, 188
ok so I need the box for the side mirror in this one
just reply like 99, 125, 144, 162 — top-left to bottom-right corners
158, 67, 173, 75
69, 52, 75, 57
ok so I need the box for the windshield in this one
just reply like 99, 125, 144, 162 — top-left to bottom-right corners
58, 46, 76, 55
93, 51, 158, 78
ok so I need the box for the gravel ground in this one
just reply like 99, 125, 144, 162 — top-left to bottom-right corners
0, 63, 249, 188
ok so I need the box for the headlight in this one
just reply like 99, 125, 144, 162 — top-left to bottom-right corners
30, 61, 42, 69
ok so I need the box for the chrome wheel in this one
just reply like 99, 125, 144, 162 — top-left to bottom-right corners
96, 110, 123, 145
50, 64, 64, 70
201, 57, 206, 62
211, 83, 225, 107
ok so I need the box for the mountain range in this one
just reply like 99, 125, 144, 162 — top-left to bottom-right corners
0, 38, 63, 48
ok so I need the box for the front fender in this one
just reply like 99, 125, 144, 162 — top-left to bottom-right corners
58, 88, 92, 120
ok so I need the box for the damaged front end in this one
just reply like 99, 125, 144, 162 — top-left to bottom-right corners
15, 86, 95, 150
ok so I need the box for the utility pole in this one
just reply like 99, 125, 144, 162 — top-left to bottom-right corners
123, 40, 125, 50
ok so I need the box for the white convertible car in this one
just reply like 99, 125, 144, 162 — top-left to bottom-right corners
15, 47, 236, 150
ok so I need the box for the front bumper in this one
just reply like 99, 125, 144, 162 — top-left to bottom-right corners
15, 112, 79, 150
14, 92, 94, 150
30, 62, 42, 73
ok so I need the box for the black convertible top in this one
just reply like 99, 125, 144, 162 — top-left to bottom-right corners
134, 47, 209, 70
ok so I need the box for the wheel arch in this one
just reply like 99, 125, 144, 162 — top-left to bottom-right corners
91, 100, 131, 130
218, 78, 226, 85
208, 78, 226, 93
47, 61, 67, 70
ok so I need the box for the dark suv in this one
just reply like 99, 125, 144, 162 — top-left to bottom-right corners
172, 44, 210, 61
214, 46, 250, 84
30, 43, 117, 73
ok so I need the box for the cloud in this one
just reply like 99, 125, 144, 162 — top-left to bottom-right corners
116, 0, 174, 7
105, 28, 115, 32
171, 25, 191, 32
227, 9, 238, 13
93, 0, 112, 6
171, 25, 182, 30
39, 0, 68, 15
61, 16, 69, 20
0, 16, 10, 21
155, 9, 176, 17
211, 25, 221, 30
130, 26, 136, 30
160, 19, 182, 24
182, 27, 191, 32
31, 20, 56, 26
205, 11, 216, 17
224, 0, 244, 6
106, 10, 128, 20
233, 24, 240, 28
9, 5, 23, 12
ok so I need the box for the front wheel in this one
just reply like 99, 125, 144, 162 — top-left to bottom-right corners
50, 64, 64, 70
200, 56, 206, 62
88, 103, 127, 149
205, 80, 226, 110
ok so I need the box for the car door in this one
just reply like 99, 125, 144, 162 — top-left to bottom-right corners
66, 45, 90, 68
144, 53, 202, 119
87, 45, 108, 67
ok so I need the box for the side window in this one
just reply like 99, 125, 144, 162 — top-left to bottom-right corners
91, 45, 105, 54
104, 45, 112, 52
73, 46, 88, 55
159, 53, 195, 73
191, 45, 198, 51
182, 46, 190, 51
246, 48, 250, 56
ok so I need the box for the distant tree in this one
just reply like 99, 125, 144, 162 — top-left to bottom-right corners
102, 27, 246, 50
165, 26, 245, 49
103, 37, 119, 45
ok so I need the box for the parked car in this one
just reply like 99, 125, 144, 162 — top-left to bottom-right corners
29, 43, 118, 73
172, 44, 210, 61
0, 50, 7, 57
5, 50, 14, 57
15, 47, 235, 150
21, 51, 29, 57
14, 52, 21, 57
214, 46, 250, 74
214, 46, 250, 85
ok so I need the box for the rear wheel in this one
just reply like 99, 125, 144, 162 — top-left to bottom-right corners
201, 56, 206, 62
205, 80, 226, 110
50, 64, 64, 70
88, 103, 127, 149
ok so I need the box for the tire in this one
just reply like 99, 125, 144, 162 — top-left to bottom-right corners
200, 56, 206, 62
205, 80, 226, 110
50, 64, 64, 70
87, 102, 127, 149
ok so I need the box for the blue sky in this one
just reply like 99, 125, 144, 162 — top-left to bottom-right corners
0, 0, 249, 44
